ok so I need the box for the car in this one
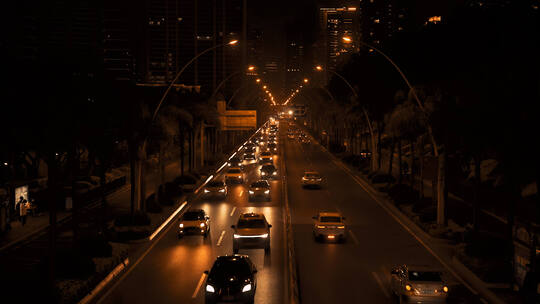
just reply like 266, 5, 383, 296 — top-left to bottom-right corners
267, 142, 278, 153
203, 180, 227, 198
312, 212, 346, 242
178, 209, 210, 238
244, 146, 256, 154
225, 167, 244, 183
243, 152, 256, 164
228, 156, 244, 169
204, 255, 257, 304
259, 151, 273, 164
248, 180, 271, 201
231, 212, 272, 253
302, 171, 322, 188
260, 164, 277, 179
390, 265, 449, 303
268, 135, 277, 143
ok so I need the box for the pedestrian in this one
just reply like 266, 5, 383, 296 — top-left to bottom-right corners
18, 197, 28, 226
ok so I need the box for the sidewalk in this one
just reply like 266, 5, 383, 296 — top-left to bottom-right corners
0, 160, 182, 252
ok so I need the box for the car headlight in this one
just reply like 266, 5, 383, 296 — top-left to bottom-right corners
200, 222, 205, 227
261, 172, 266, 175
179, 223, 184, 228
242, 284, 252, 292
269, 157, 273, 160
442, 286, 449, 293
264, 190, 270, 194
206, 284, 215, 293
234, 234, 240, 238
261, 233, 268, 238
204, 189, 210, 193
273, 172, 277, 175
405, 284, 412, 291
249, 190, 254, 194
317, 225, 326, 229
302, 177, 307, 180
219, 189, 225, 192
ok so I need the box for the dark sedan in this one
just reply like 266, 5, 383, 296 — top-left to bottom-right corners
204, 255, 257, 304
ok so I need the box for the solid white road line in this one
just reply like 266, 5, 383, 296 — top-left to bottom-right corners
217, 230, 226, 246
192, 273, 207, 298
348, 230, 360, 246
372, 272, 391, 298
239, 190, 244, 196
230, 206, 237, 217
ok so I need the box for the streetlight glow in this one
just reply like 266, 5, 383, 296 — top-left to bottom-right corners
315, 65, 323, 71
229, 40, 239, 45
263, 85, 267, 89
342, 37, 352, 43
248, 65, 255, 71
256, 78, 261, 83
303, 78, 309, 83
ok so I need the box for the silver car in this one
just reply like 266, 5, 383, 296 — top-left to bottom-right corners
302, 171, 322, 188
390, 265, 449, 303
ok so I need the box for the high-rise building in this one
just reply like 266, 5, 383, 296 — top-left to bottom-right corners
316, 6, 359, 83
285, 39, 304, 90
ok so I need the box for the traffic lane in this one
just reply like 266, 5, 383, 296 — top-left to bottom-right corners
287, 139, 472, 303
286, 140, 394, 304
100, 158, 286, 304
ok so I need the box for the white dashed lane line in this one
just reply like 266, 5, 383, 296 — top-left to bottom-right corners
216, 230, 226, 246
230, 206, 237, 217
192, 273, 207, 298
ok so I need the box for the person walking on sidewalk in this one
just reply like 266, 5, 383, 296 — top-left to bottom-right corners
18, 197, 28, 226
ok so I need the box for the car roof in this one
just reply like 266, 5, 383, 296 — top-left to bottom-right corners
239, 212, 265, 220
186, 208, 205, 214
318, 212, 342, 217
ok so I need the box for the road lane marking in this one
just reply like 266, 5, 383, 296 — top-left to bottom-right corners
348, 230, 359, 246
239, 190, 244, 196
230, 206, 237, 217
372, 272, 391, 298
217, 230, 226, 246
192, 273, 207, 298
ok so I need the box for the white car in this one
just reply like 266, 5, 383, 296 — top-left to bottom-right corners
302, 171, 322, 188
312, 212, 346, 242
390, 265, 449, 303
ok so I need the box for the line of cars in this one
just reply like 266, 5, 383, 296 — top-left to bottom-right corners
202, 121, 280, 304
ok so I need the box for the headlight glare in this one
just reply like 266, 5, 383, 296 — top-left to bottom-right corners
219, 189, 225, 192
249, 190, 254, 194
204, 189, 210, 193
317, 225, 326, 229
206, 284, 215, 293
234, 234, 240, 238
443, 286, 449, 293
337, 225, 345, 229
179, 223, 184, 228
200, 222, 205, 227
242, 284, 252, 292
264, 190, 270, 194
405, 284, 412, 291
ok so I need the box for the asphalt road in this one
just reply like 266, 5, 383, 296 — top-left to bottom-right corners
285, 123, 479, 304
100, 143, 287, 304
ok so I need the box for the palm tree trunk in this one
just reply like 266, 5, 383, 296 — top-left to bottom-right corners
388, 138, 395, 176
410, 139, 415, 190
398, 139, 402, 185
473, 152, 481, 232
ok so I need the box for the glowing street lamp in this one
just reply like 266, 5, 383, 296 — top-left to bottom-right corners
303, 78, 309, 83
342, 36, 352, 43
315, 65, 323, 71
256, 78, 261, 83
248, 65, 255, 71
263, 85, 267, 89
229, 40, 239, 45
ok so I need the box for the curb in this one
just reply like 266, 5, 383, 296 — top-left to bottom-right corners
304, 127, 506, 304
79, 258, 130, 304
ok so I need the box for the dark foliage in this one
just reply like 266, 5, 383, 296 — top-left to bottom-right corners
114, 211, 151, 226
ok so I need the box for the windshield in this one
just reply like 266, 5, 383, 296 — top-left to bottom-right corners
237, 219, 266, 228
320, 216, 341, 223
182, 212, 205, 221
228, 169, 241, 173
208, 181, 224, 187
306, 173, 320, 178
408, 271, 442, 282
262, 166, 275, 171
251, 181, 269, 188
210, 259, 251, 279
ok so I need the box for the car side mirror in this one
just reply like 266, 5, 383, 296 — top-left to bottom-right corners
268, 224, 272, 228
204, 270, 209, 275
231, 225, 235, 229
312, 216, 317, 220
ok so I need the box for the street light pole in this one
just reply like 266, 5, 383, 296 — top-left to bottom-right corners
152, 40, 238, 122
211, 70, 241, 99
